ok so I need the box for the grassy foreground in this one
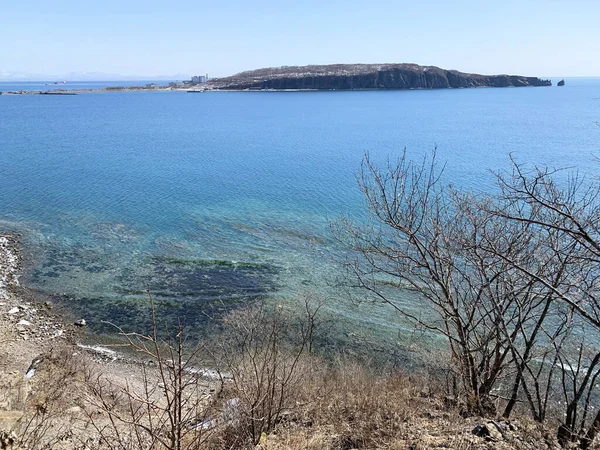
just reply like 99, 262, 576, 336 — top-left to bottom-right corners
0, 291, 571, 450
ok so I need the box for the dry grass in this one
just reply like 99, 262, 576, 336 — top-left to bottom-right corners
7, 342, 575, 450
11, 344, 93, 449
207, 357, 567, 450
1, 301, 580, 450
252, 360, 442, 449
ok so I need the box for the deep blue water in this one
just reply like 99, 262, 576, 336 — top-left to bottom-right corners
1, 78, 599, 341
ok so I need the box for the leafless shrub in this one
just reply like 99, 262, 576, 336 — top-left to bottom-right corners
83, 289, 218, 450
15, 345, 90, 449
210, 298, 322, 447
248, 358, 525, 450
338, 150, 600, 448
492, 159, 600, 447
338, 151, 567, 416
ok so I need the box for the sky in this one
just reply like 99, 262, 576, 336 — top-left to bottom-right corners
1, 0, 599, 79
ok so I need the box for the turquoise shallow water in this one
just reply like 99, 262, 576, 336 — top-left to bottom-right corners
0, 79, 599, 342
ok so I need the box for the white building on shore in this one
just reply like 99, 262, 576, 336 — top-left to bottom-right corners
191, 74, 208, 84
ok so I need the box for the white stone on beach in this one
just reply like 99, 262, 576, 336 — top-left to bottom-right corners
8, 307, 19, 315
51, 330, 64, 338
76, 343, 117, 358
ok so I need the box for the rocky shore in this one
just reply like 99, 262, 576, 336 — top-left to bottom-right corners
0, 234, 221, 448
0, 235, 79, 344
0, 236, 20, 297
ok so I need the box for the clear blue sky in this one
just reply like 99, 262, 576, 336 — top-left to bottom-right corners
1, 0, 598, 78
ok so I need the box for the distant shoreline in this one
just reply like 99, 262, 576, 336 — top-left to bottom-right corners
0, 84, 556, 96
0, 86, 175, 95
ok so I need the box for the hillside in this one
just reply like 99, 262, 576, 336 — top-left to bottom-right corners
204, 63, 552, 91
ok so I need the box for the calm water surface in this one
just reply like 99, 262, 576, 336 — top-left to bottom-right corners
0, 80, 170, 92
1, 78, 599, 344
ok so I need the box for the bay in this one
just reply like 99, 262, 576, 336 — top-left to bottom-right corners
0, 78, 599, 345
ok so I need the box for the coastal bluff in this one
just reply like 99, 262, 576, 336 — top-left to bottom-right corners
205, 63, 552, 91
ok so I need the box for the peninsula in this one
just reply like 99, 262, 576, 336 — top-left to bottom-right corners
201, 63, 552, 91
0, 64, 552, 96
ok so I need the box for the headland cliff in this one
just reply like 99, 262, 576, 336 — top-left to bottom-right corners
204, 63, 551, 91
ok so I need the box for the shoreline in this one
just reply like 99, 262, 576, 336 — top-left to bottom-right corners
0, 233, 222, 441
0, 83, 556, 96
0, 239, 564, 447
0, 232, 203, 361
0, 232, 114, 351
0, 235, 20, 298
0, 86, 176, 95
0, 232, 230, 368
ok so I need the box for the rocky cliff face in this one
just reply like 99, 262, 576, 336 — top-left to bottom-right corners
207, 64, 551, 91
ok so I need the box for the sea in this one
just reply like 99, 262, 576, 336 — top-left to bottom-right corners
1, 78, 599, 353
0, 80, 170, 92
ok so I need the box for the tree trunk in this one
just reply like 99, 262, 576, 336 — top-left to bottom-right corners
580, 409, 600, 449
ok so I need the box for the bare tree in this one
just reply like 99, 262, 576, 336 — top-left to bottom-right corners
85, 289, 217, 450
341, 151, 583, 424
491, 159, 600, 447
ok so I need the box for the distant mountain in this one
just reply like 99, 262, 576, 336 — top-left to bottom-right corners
206, 63, 552, 91
0, 70, 49, 81
61, 72, 191, 81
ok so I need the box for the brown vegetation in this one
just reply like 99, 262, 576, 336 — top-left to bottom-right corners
1, 287, 582, 449
339, 150, 600, 448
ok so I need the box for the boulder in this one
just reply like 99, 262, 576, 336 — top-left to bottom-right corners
472, 421, 506, 442
0, 430, 17, 450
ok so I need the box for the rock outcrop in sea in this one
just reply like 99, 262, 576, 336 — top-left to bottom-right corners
205, 63, 552, 91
